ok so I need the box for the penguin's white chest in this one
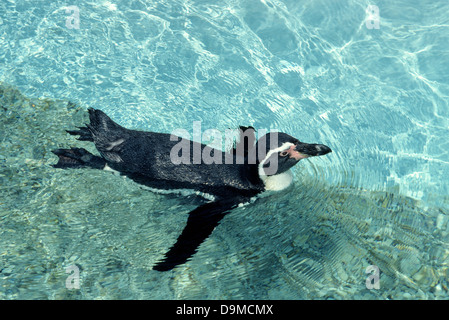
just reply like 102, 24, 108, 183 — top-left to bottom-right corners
260, 170, 293, 191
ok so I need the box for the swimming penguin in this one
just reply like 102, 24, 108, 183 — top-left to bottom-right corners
52, 108, 331, 271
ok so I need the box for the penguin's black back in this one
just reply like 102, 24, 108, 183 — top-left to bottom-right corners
87, 109, 264, 199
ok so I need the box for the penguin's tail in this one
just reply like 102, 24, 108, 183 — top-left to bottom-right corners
66, 108, 127, 144
52, 147, 106, 169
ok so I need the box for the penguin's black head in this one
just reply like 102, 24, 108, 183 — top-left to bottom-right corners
255, 132, 332, 176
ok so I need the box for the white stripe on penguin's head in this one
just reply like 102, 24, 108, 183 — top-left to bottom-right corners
258, 142, 294, 177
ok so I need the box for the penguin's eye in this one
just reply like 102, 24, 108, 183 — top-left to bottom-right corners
280, 151, 289, 157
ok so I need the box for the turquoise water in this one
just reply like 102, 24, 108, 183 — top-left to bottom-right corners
1, 0, 449, 299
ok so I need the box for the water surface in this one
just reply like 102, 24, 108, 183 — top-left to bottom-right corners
1, 0, 449, 299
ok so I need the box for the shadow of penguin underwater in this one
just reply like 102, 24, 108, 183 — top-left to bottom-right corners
52, 108, 332, 271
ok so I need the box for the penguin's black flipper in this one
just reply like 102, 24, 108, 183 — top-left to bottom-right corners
153, 199, 242, 271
